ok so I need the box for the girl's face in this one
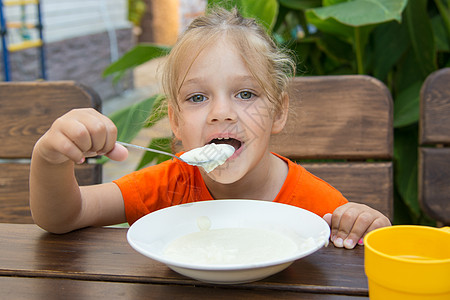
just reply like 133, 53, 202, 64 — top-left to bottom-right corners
168, 37, 288, 184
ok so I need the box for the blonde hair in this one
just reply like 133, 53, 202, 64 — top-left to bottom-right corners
162, 7, 295, 116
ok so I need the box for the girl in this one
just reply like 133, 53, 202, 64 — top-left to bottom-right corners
30, 7, 390, 249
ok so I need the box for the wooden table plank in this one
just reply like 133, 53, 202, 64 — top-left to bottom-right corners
0, 224, 368, 296
0, 276, 368, 300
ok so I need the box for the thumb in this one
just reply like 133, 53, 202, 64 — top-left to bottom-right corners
105, 143, 128, 161
323, 213, 332, 227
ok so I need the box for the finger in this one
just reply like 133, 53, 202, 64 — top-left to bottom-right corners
49, 131, 86, 164
323, 213, 332, 227
361, 216, 391, 242
329, 205, 346, 243
86, 110, 118, 155
54, 117, 92, 153
342, 212, 373, 249
79, 111, 109, 154
333, 208, 359, 248
106, 143, 128, 161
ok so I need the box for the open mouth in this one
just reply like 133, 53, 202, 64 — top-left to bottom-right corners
208, 137, 242, 152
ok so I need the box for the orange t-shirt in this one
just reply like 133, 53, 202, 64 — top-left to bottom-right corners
113, 153, 348, 225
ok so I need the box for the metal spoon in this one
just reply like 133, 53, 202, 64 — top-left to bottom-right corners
116, 141, 208, 166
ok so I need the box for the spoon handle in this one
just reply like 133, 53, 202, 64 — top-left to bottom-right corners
116, 141, 185, 162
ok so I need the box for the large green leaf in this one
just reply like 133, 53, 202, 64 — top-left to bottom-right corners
372, 21, 409, 81
393, 81, 421, 128
394, 125, 420, 220
305, 0, 407, 52
306, 0, 407, 27
323, 0, 346, 6
394, 48, 426, 92
315, 33, 353, 64
305, 0, 406, 73
434, 0, 450, 42
207, 0, 235, 10
242, 0, 279, 31
404, 0, 437, 78
208, 0, 278, 31
278, 0, 321, 10
109, 95, 159, 143
432, 15, 450, 52
103, 44, 170, 78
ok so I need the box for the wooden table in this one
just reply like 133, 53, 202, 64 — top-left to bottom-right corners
0, 224, 369, 299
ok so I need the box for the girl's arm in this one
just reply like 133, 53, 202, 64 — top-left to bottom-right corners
29, 108, 128, 233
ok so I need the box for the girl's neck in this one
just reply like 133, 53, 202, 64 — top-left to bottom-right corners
202, 153, 288, 201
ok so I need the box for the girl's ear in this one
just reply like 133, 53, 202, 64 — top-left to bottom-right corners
271, 92, 289, 134
168, 104, 182, 140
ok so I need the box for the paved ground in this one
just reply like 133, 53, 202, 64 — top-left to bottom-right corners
101, 58, 172, 183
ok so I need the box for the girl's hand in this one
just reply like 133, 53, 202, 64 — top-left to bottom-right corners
35, 108, 128, 164
323, 202, 391, 249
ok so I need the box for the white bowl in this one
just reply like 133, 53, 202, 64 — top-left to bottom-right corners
127, 200, 330, 284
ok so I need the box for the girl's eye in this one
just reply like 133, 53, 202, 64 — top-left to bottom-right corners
237, 91, 254, 100
189, 94, 206, 103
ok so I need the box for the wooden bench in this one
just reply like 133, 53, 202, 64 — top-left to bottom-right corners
0, 81, 103, 223
1, 77, 394, 223
419, 68, 450, 225
270, 75, 394, 220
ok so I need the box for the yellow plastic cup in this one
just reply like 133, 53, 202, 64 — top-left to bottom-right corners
364, 225, 450, 300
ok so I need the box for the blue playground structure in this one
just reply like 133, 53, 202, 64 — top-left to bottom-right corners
0, 0, 46, 81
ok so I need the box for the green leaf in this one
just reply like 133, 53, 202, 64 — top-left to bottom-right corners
109, 95, 159, 143
393, 81, 421, 128
208, 0, 278, 31
315, 33, 353, 64
404, 0, 437, 78
431, 15, 450, 52
394, 124, 420, 220
103, 44, 170, 78
145, 95, 168, 128
323, 0, 347, 7
136, 137, 173, 169
372, 21, 409, 81
243, 0, 279, 31
207, 0, 235, 10
304, 1, 408, 73
306, 0, 407, 27
128, 0, 146, 26
278, 0, 321, 10
393, 188, 414, 224
305, 0, 407, 72
394, 48, 426, 92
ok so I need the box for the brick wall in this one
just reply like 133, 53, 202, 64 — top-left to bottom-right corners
4, 27, 134, 100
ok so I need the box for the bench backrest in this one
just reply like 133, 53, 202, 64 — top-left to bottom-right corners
270, 75, 394, 220
0, 81, 103, 223
419, 68, 450, 225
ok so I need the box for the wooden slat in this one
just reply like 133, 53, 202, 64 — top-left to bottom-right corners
419, 148, 450, 225
304, 162, 393, 220
419, 68, 450, 144
0, 81, 101, 158
0, 163, 101, 224
270, 75, 393, 160
0, 277, 367, 300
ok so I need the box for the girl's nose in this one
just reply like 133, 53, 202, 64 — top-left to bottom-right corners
207, 96, 237, 123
